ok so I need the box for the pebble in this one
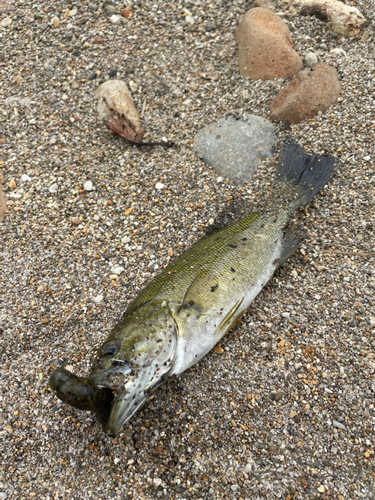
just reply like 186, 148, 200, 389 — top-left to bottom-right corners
21, 174, 31, 182
109, 68, 118, 78
95, 80, 143, 142
52, 17, 59, 28
112, 266, 125, 276
128, 80, 137, 92
69, 8, 77, 17
39, 22, 48, 31
48, 183, 58, 193
94, 295, 104, 303
185, 15, 195, 25
110, 15, 122, 25
304, 52, 318, 67
0, 17, 12, 28
244, 463, 252, 473
83, 181, 94, 191
88, 3, 98, 12
333, 420, 346, 430
330, 47, 346, 57
155, 183, 164, 190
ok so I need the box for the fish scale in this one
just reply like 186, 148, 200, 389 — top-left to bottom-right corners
49, 140, 337, 434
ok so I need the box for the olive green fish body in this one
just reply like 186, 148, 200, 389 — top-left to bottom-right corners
49, 141, 336, 433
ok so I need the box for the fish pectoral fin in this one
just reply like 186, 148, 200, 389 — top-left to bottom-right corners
215, 297, 244, 338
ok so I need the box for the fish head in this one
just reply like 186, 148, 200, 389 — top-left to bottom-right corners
89, 301, 177, 434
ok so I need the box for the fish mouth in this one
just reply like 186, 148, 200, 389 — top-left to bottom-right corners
89, 364, 151, 434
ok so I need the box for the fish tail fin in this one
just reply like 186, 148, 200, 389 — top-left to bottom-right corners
276, 139, 337, 206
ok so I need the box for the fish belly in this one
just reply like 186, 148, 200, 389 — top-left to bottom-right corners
169, 228, 284, 375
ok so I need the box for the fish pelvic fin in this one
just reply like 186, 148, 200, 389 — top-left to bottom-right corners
215, 297, 244, 339
276, 139, 337, 207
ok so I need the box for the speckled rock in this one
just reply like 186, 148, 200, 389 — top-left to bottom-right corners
270, 63, 341, 123
236, 8, 303, 80
192, 114, 276, 184
294, 0, 367, 36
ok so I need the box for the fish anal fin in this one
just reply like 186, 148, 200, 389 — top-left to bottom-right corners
216, 297, 244, 339
278, 226, 303, 267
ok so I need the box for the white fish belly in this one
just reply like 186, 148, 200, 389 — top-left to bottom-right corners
169, 237, 283, 375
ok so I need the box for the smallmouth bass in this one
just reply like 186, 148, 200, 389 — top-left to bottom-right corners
49, 140, 336, 434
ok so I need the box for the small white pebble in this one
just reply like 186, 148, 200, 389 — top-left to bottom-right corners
122, 236, 131, 244
217, 176, 223, 183
21, 174, 31, 182
208, 218, 214, 225
129, 80, 137, 92
94, 294, 104, 303
84, 180, 94, 191
330, 47, 346, 57
363, 156, 370, 161
154, 478, 162, 486
110, 14, 122, 24
48, 183, 58, 193
244, 462, 252, 473
1, 17, 12, 28
155, 183, 164, 190
69, 8, 77, 16
61, 94, 68, 101
112, 266, 125, 276
185, 14, 195, 24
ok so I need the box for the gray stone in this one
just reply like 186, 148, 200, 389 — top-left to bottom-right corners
332, 419, 346, 430
304, 52, 318, 67
192, 114, 276, 184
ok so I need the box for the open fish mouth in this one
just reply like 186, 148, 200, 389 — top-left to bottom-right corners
49, 362, 162, 434
88, 364, 151, 434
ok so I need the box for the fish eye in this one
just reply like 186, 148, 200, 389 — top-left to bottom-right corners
101, 341, 121, 358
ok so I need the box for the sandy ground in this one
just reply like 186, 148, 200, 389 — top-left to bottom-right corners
0, 0, 374, 499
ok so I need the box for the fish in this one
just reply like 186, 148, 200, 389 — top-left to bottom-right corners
49, 140, 336, 434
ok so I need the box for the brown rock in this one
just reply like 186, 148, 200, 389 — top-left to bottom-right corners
236, 8, 303, 80
269, 63, 341, 123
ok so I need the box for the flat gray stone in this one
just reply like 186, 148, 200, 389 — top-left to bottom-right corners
192, 114, 276, 184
